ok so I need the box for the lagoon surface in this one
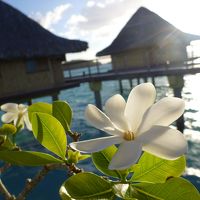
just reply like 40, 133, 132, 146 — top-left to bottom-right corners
1, 64, 200, 199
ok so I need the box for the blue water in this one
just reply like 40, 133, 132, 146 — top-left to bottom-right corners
0, 64, 200, 199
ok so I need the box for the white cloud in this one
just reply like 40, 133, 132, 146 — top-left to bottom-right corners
96, 2, 105, 8
63, 0, 141, 59
31, 4, 71, 30
29, 0, 143, 60
67, 14, 87, 26
86, 1, 95, 7
66, 0, 141, 33
28, 0, 200, 61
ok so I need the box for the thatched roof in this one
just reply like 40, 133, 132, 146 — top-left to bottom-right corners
0, 1, 88, 60
97, 7, 200, 56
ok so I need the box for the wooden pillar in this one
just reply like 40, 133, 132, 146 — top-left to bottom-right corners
137, 77, 140, 85
27, 99, 32, 105
143, 76, 148, 82
174, 88, 185, 133
151, 76, 155, 86
89, 81, 102, 109
96, 59, 100, 74
129, 79, 133, 89
52, 92, 59, 101
168, 75, 185, 132
88, 66, 91, 76
69, 70, 72, 78
119, 79, 123, 94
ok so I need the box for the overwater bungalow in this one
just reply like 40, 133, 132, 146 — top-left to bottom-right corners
97, 7, 200, 70
0, 1, 88, 100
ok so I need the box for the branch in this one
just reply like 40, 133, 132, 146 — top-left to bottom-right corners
67, 131, 81, 142
66, 163, 83, 176
15, 162, 81, 200
15, 164, 57, 200
1, 130, 83, 200
0, 180, 15, 200
0, 163, 11, 174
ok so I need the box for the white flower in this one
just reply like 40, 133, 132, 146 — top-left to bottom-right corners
70, 83, 187, 170
1, 103, 32, 131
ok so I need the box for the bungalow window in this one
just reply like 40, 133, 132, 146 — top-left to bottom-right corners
26, 60, 49, 73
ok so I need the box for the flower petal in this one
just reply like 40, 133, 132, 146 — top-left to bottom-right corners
70, 136, 123, 153
18, 104, 28, 113
1, 113, 17, 123
85, 104, 123, 136
138, 97, 185, 134
1, 103, 18, 113
24, 113, 32, 131
109, 140, 142, 170
140, 125, 187, 160
124, 83, 156, 133
105, 94, 129, 130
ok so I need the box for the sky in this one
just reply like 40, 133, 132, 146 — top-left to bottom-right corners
3, 0, 200, 61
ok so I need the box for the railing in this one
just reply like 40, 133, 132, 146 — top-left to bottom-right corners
63, 58, 200, 83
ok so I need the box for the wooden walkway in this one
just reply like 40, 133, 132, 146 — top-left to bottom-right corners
1, 61, 200, 104
0, 82, 79, 104
64, 63, 200, 84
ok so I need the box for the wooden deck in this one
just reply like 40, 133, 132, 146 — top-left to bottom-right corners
64, 63, 200, 84
0, 82, 80, 104
1, 61, 200, 104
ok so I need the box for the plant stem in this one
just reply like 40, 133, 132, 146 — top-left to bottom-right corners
0, 180, 15, 200
67, 130, 81, 142
0, 163, 11, 174
16, 165, 53, 200
15, 163, 81, 200
66, 163, 83, 175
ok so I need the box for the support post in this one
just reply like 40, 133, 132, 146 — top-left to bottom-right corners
129, 79, 133, 89
137, 77, 140, 85
118, 79, 123, 94
143, 76, 148, 82
174, 87, 185, 133
151, 76, 155, 86
168, 75, 185, 132
88, 66, 91, 76
96, 59, 100, 74
89, 81, 102, 109
52, 92, 59, 101
27, 99, 32, 106
69, 70, 72, 78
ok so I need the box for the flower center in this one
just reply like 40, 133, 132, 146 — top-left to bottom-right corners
123, 131, 135, 141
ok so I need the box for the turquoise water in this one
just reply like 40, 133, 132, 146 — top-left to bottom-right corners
1, 64, 200, 199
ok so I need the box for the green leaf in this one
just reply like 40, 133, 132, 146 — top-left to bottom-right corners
113, 178, 200, 200
132, 177, 200, 200
28, 102, 52, 121
0, 124, 17, 135
92, 145, 129, 179
131, 152, 186, 183
53, 101, 72, 131
32, 113, 67, 159
60, 172, 114, 200
113, 183, 137, 200
0, 151, 63, 166
59, 186, 71, 200
78, 154, 91, 161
